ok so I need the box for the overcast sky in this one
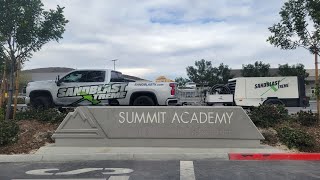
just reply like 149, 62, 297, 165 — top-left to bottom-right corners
23, 0, 314, 80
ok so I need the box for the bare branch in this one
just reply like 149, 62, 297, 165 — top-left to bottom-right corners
16, 42, 38, 60
305, 24, 313, 43
7, 37, 12, 52
298, 44, 310, 51
0, 44, 11, 56
12, 25, 16, 54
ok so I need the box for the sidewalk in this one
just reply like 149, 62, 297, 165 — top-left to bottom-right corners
0, 145, 283, 162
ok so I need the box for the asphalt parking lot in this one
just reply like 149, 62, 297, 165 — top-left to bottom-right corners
1, 160, 320, 180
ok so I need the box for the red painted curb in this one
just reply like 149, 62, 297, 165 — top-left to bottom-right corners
229, 153, 320, 161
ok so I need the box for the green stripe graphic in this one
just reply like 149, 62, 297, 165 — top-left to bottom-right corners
260, 77, 286, 96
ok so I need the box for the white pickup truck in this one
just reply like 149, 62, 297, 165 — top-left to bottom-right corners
25, 69, 178, 108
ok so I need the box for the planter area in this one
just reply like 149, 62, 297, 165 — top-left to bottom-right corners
0, 105, 320, 154
0, 108, 68, 154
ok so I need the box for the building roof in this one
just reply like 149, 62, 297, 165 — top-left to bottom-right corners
22, 67, 74, 73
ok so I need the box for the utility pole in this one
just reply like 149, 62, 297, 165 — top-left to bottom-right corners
111, 59, 118, 71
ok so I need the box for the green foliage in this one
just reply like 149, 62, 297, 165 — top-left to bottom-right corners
267, 0, 320, 54
175, 77, 191, 87
0, 0, 68, 120
277, 126, 315, 151
296, 110, 318, 126
249, 105, 288, 128
315, 85, 320, 98
15, 108, 67, 123
0, 120, 19, 146
186, 59, 233, 86
241, 61, 270, 77
0, 0, 69, 59
0, 108, 4, 121
278, 63, 309, 78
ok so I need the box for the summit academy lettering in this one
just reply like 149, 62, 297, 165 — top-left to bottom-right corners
118, 111, 233, 124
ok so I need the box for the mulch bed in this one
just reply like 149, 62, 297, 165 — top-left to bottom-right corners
300, 125, 320, 152
0, 120, 59, 154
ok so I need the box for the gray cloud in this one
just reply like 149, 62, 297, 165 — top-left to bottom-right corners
24, 0, 314, 80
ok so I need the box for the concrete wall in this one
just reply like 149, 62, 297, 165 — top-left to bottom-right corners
52, 106, 264, 148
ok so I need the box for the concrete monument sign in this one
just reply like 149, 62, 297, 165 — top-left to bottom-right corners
52, 106, 264, 148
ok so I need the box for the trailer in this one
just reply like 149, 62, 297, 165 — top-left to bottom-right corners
205, 76, 309, 107
177, 76, 309, 107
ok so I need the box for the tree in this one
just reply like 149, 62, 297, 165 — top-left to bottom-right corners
216, 63, 233, 84
278, 63, 309, 78
267, 0, 320, 118
241, 61, 270, 77
175, 77, 190, 87
186, 59, 233, 87
0, 0, 68, 120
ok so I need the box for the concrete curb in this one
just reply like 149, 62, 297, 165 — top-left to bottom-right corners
0, 153, 229, 162
0, 146, 284, 162
229, 153, 320, 161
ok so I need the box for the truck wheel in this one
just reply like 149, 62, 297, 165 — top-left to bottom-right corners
264, 99, 284, 106
133, 96, 155, 106
32, 96, 52, 109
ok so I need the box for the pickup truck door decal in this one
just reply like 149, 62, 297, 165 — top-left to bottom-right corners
57, 83, 128, 105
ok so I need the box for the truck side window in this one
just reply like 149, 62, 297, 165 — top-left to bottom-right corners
110, 71, 124, 82
86, 71, 105, 82
61, 71, 87, 83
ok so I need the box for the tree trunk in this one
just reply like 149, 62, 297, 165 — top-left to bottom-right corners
315, 51, 319, 121
0, 60, 7, 108
13, 61, 20, 119
5, 56, 15, 121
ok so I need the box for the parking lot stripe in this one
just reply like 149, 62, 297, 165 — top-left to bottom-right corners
180, 161, 196, 180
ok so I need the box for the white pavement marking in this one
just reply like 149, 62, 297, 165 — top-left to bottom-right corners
180, 161, 196, 180
108, 176, 130, 180
24, 168, 133, 176
25, 168, 59, 175
56, 168, 103, 175
102, 168, 133, 175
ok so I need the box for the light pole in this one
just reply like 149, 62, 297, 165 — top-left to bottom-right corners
111, 59, 118, 71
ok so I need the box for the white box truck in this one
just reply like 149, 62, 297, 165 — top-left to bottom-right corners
205, 76, 309, 107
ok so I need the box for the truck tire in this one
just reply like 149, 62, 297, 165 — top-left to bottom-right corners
264, 99, 284, 106
31, 96, 52, 109
132, 96, 155, 106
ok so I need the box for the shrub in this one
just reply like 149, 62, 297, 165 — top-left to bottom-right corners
0, 108, 4, 121
277, 126, 315, 151
296, 110, 318, 127
0, 120, 19, 146
4, 97, 25, 105
15, 108, 67, 123
16, 97, 25, 104
249, 105, 288, 128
